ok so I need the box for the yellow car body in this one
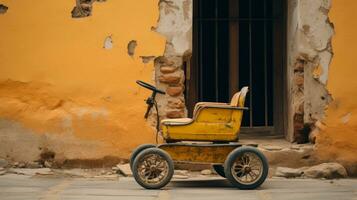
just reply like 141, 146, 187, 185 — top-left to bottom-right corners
161, 87, 249, 142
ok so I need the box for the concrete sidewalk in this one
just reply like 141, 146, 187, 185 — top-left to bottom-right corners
0, 174, 356, 200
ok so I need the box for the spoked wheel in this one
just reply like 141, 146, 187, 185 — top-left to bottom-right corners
130, 144, 156, 171
224, 146, 268, 189
212, 164, 226, 178
132, 148, 174, 189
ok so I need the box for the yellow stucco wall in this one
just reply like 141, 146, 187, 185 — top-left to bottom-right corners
315, 0, 357, 174
1, 0, 356, 173
0, 1, 165, 161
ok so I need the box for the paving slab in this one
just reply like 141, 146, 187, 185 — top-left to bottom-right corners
0, 174, 356, 200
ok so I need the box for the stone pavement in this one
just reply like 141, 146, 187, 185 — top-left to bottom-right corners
0, 174, 356, 200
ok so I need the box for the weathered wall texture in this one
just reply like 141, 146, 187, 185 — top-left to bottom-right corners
1, 0, 356, 175
152, 0, 192, 122
286, 0, 334, 143
315, 0, 357, 175
0, 1, 166, 163
288, 0, 357, 175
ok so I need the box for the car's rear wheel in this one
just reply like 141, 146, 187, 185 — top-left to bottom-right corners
224, 146, 268, 189
132, 148, 174, 189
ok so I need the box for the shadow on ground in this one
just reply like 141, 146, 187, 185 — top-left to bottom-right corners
171, 179, 234, 188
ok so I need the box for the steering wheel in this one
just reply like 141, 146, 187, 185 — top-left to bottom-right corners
136, 80, 165, 94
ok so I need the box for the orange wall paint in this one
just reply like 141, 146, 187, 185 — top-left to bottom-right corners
1, 0, 356, 172
0, 1, 165, 160
315, 0, 357, 173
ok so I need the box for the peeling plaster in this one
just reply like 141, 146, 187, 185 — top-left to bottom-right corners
298, 0, 334, 85
103, 35, 113, 49
287, 0, 334, 141
155, 0, 192, 56
140, 56, 156, 64
71, 0, 106, 18
147, 0, 192, 123
0, 4, 7, 14
340, 112, 351, 124
127, 40, 137, 57
0, 1, 163, 163
153, 0, 333, 142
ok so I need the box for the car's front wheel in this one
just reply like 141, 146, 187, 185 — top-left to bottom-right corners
132, 148, 174, 189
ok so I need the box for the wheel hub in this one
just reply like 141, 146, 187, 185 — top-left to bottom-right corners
243, 165, 251, 173
231, 152, 263, 184
137, 154, 169, 184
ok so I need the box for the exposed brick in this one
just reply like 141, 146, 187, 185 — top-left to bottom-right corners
296, 102, 304, 114
295, 75, 304, 86
294, 121, 304, 130
293, 114, 304, 140
294, 113, 304, 124
156, 56, 174, 66
293, 120, 304, 142
160, 66, 178, 74
158, 74, 181, 84
166, 86, 183, 97
294, 61, 304, 72
167, 99, 185, 109
166, 109, 184, 118
72, 2, 93, 18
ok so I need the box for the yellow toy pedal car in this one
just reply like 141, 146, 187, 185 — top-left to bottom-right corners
131, 80, 268, 190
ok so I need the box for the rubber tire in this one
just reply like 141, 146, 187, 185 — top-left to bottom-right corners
130, 144, 156, 171
132, 148, 174, 189
224, 146, 269, 190
212, 164, 226, 178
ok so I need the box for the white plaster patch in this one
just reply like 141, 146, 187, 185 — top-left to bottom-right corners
155, 0, 192, 56
62, 114, 73, 129
70, 107, 109, 119
318, 50, 332, 84
340, 112, 351, 124
299, 0, 333, 51
103, 35, 113, 49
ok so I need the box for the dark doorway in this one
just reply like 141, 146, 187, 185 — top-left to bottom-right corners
185, 0, 286, 135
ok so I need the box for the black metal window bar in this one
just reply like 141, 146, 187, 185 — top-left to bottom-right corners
193, 0, 284, 128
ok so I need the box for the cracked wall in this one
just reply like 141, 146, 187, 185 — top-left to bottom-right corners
150, 0, 192, 122
1, 0, 356, 174
0, 0, 166, 163
314, 0, 357, 176
287, 0, 334, 143
288, 0, 357, 175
